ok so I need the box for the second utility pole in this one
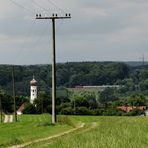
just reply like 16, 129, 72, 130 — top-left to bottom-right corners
36, 13, 71, 124
12, 66, 17, 122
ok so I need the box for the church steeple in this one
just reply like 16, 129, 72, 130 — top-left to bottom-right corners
30, 76, 37, 104
30, 75, 37, 86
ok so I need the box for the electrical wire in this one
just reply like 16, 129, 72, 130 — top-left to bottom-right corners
21, 21, 51, 65
9, 0, 69, 65
9, 0, 35, 14
31, 21, 51, 53
46, 0, 67, 14
31, 0, 50, 13
13, 20, 37, 64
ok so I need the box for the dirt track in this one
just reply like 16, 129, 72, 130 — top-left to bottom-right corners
10, 122, 98, 148
9, 123, 85, 148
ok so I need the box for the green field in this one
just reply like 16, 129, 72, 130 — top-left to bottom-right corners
26, 116, 148, 148
0, 114, 73, 147
0, 115, 148, 148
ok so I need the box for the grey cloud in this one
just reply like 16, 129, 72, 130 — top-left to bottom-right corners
0, 0, 148, 64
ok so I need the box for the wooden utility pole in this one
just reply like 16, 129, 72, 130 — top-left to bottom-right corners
0, 94, 2, 123
12, 66, 17, 122
36, 13, 71, 124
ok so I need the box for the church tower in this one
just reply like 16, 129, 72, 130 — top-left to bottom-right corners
30, 76, 37, 104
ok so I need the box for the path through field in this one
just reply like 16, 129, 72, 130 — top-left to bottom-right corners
10, 122, 86, 148
25, 117, 148, 148
36, 122, 98, 148
1, 116, 147, 148
38, 122, 98, 148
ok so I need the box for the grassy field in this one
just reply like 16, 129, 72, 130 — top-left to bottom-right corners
0, 115, 148, 148
26, 116, 148, 148
0, 114, 73, 147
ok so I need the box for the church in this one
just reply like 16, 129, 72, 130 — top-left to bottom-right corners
30, 76, 38, 104
17, 76, 38, 115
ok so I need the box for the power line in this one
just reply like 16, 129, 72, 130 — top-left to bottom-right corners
15, 21, 50, 65
46, 0, 66, 14
9, 0, 35, 14
29, 21, 51, 60
14, 21, 37, 64
31, 0, 50, 13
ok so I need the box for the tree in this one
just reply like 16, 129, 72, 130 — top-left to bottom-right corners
139, 79, 148, 91
34, 92, 51, 113
99, 88, 118, 105
127, 93, 146, 106
118, 78, 135, 93
70, 91, 98, 109
15, 96, 28, 110
23, 103, 37, 114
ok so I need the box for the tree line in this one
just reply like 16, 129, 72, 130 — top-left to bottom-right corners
0, 62, 148, 96
0, 62, 148, 115
0, 62, 130, 96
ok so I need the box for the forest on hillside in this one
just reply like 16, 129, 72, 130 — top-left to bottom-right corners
0, 62, 148, 96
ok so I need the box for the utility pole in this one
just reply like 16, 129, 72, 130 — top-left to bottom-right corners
12, 66, 17, 122
36, 13, 71, 124
0, 94, 2, 123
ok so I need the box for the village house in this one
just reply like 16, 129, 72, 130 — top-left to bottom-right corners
117, 106, 147, 113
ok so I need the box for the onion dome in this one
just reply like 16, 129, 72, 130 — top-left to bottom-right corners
30, 76, 37, 86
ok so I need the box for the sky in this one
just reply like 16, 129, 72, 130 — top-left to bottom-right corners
0, 0, 148, 65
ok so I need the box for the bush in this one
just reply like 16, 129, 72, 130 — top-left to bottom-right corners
75, 107, 91, 115
58, 116, 75, 127
60, 107, 74, 115
125, 109, 145, 116
103, 108, 123, 116
91, 109, 104, 115
23, 103, 37, 114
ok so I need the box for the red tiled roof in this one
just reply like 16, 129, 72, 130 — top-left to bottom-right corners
17, 103, 26, 112
117, 106, 146, 112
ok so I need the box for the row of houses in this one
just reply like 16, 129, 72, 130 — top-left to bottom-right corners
117, 106, 148, 115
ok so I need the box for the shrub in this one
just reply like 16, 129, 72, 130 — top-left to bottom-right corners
125, 109, 145, 116
91, 108, 104, 115
23, 103, 37, 114
60, 107, 74, 115
58, 116, 75, 127
75, 107, 91, 115
103, 108, 123, 116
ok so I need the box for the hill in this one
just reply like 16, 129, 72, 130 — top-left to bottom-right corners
0, 62, 129, 96
0, 61, 148, 96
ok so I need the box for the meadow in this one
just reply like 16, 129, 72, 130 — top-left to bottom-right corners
0, 114, 72, 147
0, 115, 147, 148
26, 116, 148, 148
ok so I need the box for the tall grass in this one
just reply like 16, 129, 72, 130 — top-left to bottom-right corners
32, 116, 148, 148
0, 114, 72, 147
57, 116, 76, 127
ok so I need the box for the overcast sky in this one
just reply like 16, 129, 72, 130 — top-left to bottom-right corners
0, 0, 148, 65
